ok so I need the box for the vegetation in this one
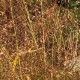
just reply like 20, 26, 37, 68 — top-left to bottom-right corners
0, 0, 80, 80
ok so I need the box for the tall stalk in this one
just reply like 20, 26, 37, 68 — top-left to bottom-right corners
40, 0, 47, 79
9, 0, 18, 50
22, 0, 38, 49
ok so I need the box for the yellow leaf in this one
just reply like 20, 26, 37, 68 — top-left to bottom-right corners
28, 48, 31, 53
12, 54, 19, 73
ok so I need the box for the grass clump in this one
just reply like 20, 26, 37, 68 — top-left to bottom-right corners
0, 0, 80, 80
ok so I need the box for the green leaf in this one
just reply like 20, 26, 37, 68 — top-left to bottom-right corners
70, 1, 78, 7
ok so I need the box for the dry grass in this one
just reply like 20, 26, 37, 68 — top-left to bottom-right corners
0, 0, 80, 80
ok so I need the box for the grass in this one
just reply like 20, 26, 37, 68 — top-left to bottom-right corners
0, 0, 80, 80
